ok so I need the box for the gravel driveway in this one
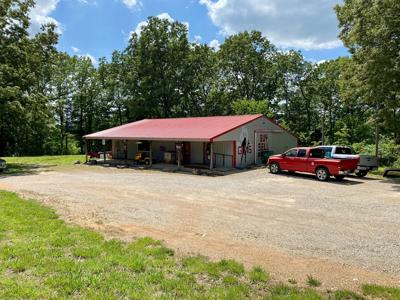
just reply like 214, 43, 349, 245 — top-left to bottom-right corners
1, 166, 399, 289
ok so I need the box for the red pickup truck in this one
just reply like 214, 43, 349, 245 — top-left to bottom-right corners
267, 147, 359, 181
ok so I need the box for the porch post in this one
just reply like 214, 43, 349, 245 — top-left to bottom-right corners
102, 139, 106, 163
210, 142, 214, 170
149, 141, 153, 167
85, 139, 88, 163
177, 142, 181, 169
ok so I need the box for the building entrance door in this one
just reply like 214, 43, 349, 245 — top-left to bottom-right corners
255, 131, 269, 164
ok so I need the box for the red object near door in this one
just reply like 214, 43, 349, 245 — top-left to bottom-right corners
182, 142, 191, 164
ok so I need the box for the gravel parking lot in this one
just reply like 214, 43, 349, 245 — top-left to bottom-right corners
1, 165, 399, 289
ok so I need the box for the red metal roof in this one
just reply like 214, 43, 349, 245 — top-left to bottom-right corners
84, 114, 263, 142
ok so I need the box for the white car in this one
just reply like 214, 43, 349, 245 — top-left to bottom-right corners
318, 145, 378, 177
0, 158, 6, 172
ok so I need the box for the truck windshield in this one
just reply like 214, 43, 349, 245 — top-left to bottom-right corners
336, 147, 352, 154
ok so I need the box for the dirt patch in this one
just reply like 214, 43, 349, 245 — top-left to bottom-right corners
1, 165, 400, 290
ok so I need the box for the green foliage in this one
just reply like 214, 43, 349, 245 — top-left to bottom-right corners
1, 1, 399, 165
231, 99, 273, 117
352, 137, 400, 166
336, 0, 400, 146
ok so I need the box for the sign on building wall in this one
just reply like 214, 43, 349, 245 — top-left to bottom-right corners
238, 127, 252, 165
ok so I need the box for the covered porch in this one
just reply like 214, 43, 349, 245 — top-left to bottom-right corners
84, 138, 236, 171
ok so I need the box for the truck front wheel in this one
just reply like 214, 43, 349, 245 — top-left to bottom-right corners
269, 162, 281, 174
315, 167, 330, 181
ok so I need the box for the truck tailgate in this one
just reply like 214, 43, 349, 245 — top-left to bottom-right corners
339, 158, 359, 170
359, 155, 378, 167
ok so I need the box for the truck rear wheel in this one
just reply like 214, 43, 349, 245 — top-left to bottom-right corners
269, 162, 281, 174
315, 167, 330, 181
356, 170, 368, 177
334, 175, 345, 181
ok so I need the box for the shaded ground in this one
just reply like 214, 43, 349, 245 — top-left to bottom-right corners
0, 165, 399, 291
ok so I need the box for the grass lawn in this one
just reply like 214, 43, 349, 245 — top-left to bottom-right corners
1, 192, 400, 299
3, 155, 85, 166
1, 155, 85, 175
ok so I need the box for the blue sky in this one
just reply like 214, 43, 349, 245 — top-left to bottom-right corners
29, 0, 349, 64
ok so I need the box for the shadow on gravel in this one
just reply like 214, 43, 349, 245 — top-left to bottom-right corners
346, 175, 380, 181
0, 163, 55, 178
277, 171, 364, 185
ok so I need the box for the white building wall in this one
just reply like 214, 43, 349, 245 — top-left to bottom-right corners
213, 141, 233, 168
190, 142, 203, 164
214, 117, 297, 166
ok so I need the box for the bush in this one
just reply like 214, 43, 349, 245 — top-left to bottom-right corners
352, 137, 400, 167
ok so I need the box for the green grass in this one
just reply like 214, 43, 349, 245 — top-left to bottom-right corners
361, 284, 400, 300
331, 290, 364, 300
1, 155, 85, 175
307, 275, 322, 287
1, 191, 399, 299
0, 191, 326, 299
249, 266, 269, 283
3, 155, 85, 166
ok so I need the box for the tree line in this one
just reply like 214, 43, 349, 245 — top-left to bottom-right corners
0, 0, 399, 166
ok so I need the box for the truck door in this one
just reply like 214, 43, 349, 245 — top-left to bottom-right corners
292, 148, 308, 172
280, 148, 298, 171
307, 148, 326, 173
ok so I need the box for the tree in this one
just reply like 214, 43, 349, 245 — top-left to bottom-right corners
182, 44, 218, 116
0, 0, 58, 155
128, 17, 191, 119
218, 31, 279, 105
231, 99, 273, 117
336, 0, 400, 154
274, 51, 319, 144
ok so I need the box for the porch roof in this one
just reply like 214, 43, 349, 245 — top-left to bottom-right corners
83, 114, 263, 142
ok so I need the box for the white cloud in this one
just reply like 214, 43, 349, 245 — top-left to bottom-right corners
83, 54, 98, 65
157, 12, 174, 22
122, 0, 138, 8
199, 0, 342, 50
194, 35, 202, 41
70, 47, 97, 65
71, 46, 81, 53
131, 12, 174, 37
29, 0, 61, 34
208, 39, 220, 51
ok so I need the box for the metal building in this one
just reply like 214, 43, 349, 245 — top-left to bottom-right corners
83, 114, 297, 170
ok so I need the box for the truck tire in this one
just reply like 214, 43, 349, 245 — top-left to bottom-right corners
334, 175, 345, 181
269, 162, 281, 174
356, 170, 367, 177
315, 167, 330, 181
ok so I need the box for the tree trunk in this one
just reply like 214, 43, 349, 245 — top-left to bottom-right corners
375, 117, 379, 157
321, 109, 326, 145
